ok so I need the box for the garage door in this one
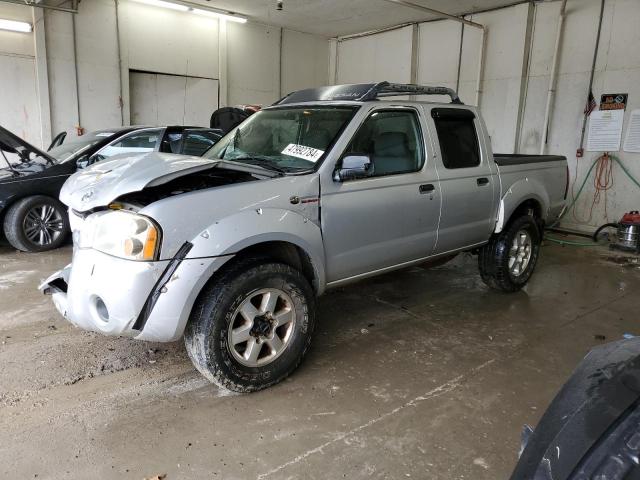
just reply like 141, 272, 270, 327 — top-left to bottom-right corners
129, 71, 219, 127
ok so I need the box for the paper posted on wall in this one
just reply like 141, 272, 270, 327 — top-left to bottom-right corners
587, 109, 624, 152
623, 109, 640, 153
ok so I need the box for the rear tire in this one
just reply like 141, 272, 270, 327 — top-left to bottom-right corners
3, 196, 69, 252
478, 215, 541, 292
184, 257, 316, 393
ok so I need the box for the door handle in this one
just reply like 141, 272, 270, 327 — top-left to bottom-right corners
477, 177, 489, 186
419, 184, 435, 194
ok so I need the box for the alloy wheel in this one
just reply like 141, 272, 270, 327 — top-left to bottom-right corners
22, 204, 64, 246
508, 229, 533, 277
227, 288, 296, 367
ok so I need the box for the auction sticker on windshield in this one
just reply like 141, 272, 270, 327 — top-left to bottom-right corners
281, 144, 324, 162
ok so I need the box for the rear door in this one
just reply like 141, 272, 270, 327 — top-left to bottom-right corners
426, 107, 498, 252
321, 106, 441, 283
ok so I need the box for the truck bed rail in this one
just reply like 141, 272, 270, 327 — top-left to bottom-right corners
494, 154, 566, 166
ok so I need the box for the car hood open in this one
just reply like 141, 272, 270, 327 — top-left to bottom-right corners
60, 152, 219, 211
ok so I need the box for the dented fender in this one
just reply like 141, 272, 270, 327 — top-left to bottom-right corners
188, 207, 327, 293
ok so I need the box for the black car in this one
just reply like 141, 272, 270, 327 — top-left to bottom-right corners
511, 337, 640, 479
0, 126, 221, 252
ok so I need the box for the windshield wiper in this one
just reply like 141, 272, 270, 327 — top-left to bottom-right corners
224, 156, 288, 175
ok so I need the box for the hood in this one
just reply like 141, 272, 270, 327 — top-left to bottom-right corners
0, 126, 56, 179
61, 151, 219, 211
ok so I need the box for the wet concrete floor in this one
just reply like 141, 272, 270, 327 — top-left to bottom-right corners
0, 242, 638, 479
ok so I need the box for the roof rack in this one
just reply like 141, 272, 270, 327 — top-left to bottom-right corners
358, 82, 463, 104
273, 81, 463, 106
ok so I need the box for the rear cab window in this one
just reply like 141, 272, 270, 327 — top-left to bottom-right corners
431, 108, 480, 169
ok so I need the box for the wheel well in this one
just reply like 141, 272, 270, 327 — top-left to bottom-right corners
212, 241, 318, 293
509, 199, 544, 231
511, 199, 541, 220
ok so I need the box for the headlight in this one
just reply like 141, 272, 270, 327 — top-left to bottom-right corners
92, 211, 161, 261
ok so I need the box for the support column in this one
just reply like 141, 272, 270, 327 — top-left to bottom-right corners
218, 19, 228, 107
33, 7, 52, 148
328, 38, 338, 84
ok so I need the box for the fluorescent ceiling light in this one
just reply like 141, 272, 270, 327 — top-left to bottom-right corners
0, 19, 32, 33
132, 0, 189, 12
192, 8, 247, 23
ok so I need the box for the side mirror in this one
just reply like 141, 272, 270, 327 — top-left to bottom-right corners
334, 154, 373, 182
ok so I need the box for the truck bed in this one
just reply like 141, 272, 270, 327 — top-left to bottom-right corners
493, 154, 568, 226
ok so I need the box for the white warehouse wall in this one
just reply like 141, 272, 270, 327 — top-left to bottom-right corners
331, 0, 640, 230
0, 4, 41, 145
226, 22, 281, 106
520, 0, 640, 230
1, 0, 329, 146
281, 29, 329, 95
336, 26, 413, 84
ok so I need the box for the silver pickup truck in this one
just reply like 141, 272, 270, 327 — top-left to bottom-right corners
41, 82, 568, 392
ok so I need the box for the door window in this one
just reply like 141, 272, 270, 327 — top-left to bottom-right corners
342, 109, 424, 177
180, 130, 223, 156
94, 129, 162, 160
431, 108, 480, 169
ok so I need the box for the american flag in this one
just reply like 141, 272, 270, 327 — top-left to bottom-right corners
584, 89, 597, 116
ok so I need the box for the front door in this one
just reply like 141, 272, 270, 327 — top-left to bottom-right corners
321, 107, 441, 283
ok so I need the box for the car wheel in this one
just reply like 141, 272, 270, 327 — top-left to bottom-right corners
478, 215, 541, 292
184, 257, 316, 393
3, 196, 70, 252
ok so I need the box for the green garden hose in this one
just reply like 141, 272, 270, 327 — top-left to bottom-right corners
545, 155, 640, 247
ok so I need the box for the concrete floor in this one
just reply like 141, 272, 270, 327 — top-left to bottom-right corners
1, 241, 639, 479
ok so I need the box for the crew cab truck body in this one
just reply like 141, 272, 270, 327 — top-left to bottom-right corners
40, 82, 568, 392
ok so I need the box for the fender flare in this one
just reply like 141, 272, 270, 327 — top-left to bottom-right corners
188, 207, 327, 292
494, 178, 550, 233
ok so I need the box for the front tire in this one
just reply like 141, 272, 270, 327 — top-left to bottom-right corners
184, 258, 316, 393
3, 196, 70, 252
478, 215, 541, 292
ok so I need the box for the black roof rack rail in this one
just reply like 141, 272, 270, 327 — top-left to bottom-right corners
358, 81, 463, 104
273, 81, 463, 106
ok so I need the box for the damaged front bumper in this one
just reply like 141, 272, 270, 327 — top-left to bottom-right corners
39, 247, 232, 342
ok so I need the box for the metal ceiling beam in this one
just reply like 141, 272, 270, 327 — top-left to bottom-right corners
380, 0, 484, 29
0, 0, 78, 13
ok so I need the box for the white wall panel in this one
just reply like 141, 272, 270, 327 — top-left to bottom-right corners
184, 76, 220, 126
417, 20, 461, 103
227, 22, 280, 106
73, 0, 122, 132
460, 4, 530, 154
520, 0, 640, 229
281, 30, 329, 95
130, 72, 218, 127
44, 9, 78, 139
0, 4, 39, 145
119, 2, 219, 79
336, 26, 412, 84
0, 55, 40, 144
0, 3, 34, 58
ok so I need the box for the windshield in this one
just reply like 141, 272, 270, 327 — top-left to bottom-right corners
204, 106, 357, 172
48, 131, 116, 162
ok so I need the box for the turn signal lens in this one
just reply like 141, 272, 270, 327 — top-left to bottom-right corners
142, 226, 158, 260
